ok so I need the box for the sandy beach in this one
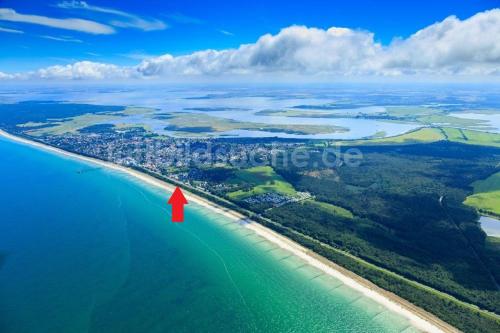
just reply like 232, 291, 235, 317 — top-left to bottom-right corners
0, 129, 458, 333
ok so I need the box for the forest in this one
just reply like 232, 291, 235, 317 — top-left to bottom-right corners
269, 142, 500, 311
206, 141, 500, 332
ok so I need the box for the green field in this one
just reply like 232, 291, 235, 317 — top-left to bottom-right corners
114, 106, 156, 116
227, 166, 297, 200
384, 106, 438, 117
305, 200, 354, 218
419, 114, 492, 129
452, 129, 500, 148
343, 127, 500, 148
23, 114, 121, 136
465, 171, 500, 217
344, 127, 444, 145
15, 106, 156, 136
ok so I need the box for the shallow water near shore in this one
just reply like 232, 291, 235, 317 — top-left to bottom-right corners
0, 136, 421, 333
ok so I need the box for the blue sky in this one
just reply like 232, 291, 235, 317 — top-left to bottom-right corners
0, 1, 499, 80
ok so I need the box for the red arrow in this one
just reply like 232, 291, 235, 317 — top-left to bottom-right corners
167, 187, 188, 222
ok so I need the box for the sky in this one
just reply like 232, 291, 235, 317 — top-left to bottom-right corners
0, 0, 499, 81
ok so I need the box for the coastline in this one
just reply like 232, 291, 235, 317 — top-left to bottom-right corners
0, 129, 458, 333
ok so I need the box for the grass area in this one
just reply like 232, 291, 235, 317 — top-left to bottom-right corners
115, 106, 156, 115
465, 171, 500, 217
306, 200, 354, 218
17, 106, 155, 136
451, 129, 500, 148
367, 131, 387, 139
385, 106, 439, 117
342, 127, 500, 148
344, 127, 444, 145
472, 172, 500, 193
17, 121, 50, 128
161, 112, 348, 135
114, 122, 152, 131
24, 114, 121, 136
417, 114, 492, 129
465, 192, 500, 217
227, 166, 297, 200
440, 127, 467, 141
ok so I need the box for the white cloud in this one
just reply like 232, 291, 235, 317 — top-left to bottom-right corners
0, 8, 114, 34
136, 9, 500, 78
380, 9, 500, 76
0, 25, 23, 34
2, 9, 500, 80
56, 1, 167, 31
166, 12, 203, 25
218, 29, 234, 36
0, 71, 15, 79
40, 35, 83, 43
136, 25, 382, 76
32, 61, 133, 80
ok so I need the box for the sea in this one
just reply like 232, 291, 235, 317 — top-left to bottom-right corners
0, 136, 421, 333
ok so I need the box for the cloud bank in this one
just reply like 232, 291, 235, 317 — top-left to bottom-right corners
3, 9, 500, 80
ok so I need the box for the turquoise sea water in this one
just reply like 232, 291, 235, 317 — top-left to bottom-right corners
0, 137, 421, 333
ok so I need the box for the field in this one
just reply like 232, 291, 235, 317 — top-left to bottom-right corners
417, 114, 492, 129
22, 106, 157, 136
384, 106, 438, 117
24, 114, 121, 136
226, 166, 297, 200
455, 129, 500, 147
465, 171, 500, 217
0, 102, 161, 136
303, 199, 354, 219
343, 127, 500, 147
344, 127, 444, 145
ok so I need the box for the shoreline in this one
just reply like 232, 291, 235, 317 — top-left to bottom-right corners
0, 129, 457, 333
